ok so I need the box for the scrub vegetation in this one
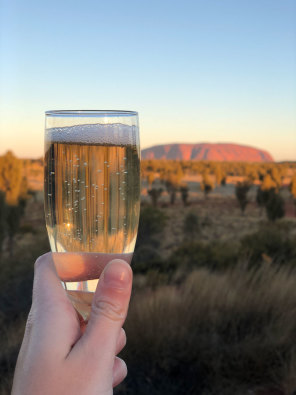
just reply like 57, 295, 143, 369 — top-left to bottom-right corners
1, 152, 296, 394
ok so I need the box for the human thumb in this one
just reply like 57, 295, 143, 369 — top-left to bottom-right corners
72, 259, 132, 374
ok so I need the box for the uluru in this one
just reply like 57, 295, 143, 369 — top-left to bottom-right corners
141, 143, 274, 162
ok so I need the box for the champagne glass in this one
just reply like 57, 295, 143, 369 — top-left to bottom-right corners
44, 110, 140, 322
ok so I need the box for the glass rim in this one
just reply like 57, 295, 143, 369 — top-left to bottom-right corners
45, 110, 138, 117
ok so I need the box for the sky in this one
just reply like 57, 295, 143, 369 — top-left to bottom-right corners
0, 0, 295, 161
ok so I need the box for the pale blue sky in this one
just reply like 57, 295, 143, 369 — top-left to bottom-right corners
0, 0, 295, 160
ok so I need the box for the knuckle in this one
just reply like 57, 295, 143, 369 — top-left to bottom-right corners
93, 298, 125, 322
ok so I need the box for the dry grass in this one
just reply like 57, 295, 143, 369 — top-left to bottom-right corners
116, 264, 296, 394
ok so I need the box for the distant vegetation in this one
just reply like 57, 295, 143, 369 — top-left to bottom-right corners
142, 159, 296, 220
141, 158, 296, 183
0, 151, 32, 257
1, 151, 296, 394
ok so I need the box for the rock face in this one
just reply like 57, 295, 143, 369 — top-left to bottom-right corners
141, 143, 274, 162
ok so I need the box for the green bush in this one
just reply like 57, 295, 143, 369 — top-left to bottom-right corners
256, 187, 272, 208
256, 188, 285, 221
240, 225, 296, 267
235, 181, 251, 214
169, 241, 239, 272
147, 188, 163, 207
133, 245, 163, 274
180, 185, 189, 206
133, 206, 168, 272
265, 190, 285, 221
136, 206, 167, 244
0, 191, 6, 253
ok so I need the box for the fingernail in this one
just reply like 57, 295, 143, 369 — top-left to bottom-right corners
103, 260, 131, 288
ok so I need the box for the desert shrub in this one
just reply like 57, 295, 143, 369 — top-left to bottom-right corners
261, 174, 277, 191
136, 206, 167, 244
214, 164, 225, 186
256, 187, 275, 206
256, 187, 285, 221
200, 172, 214, 198
169, 241, 239, 272
256, 186, 270, 213
240, 225, 296, 267
235, 181, 251, 214
165, 181, 177, 205
163, 168, 183, 205
147, 188, 163, 207
0, 191, 6, 253
133, 206, 167, 271
132, 245, 163, 274
180, 185, 189, 206
183, 212, 199, 242
133, 247, 176, 278
0, 151, 22, 205
290, 175, 296, 215
290, 173, 296, 212
265, 190, 285, 221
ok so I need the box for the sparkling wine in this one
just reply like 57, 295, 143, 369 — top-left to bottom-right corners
44, 122, 140, 321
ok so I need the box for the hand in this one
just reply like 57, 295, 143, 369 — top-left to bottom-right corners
12, 253, 133, 395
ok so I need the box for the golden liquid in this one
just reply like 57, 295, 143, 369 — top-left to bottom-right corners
44, 142, 140, 321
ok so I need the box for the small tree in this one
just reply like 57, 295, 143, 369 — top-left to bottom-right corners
290, 174, 296, 214
147, 172, 155, 188
180, 184, 189, 207
148, 188, 163, 207
164, 171, 182, 205
290, 174, 296, 197
265, 190, 285, 222
183, 212, 199, 242
0, 191, 7, 255
200, 172, 214, 199
221, 176, 227, 186
0, 151, 22, 205
214, 165, 224, 187
256, 187, 270, 215
235, 181, 251, 214
270, 167, 282, 189
246, 165, 258, 183
261, 174, 277, 192
165, 181, 177, 205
